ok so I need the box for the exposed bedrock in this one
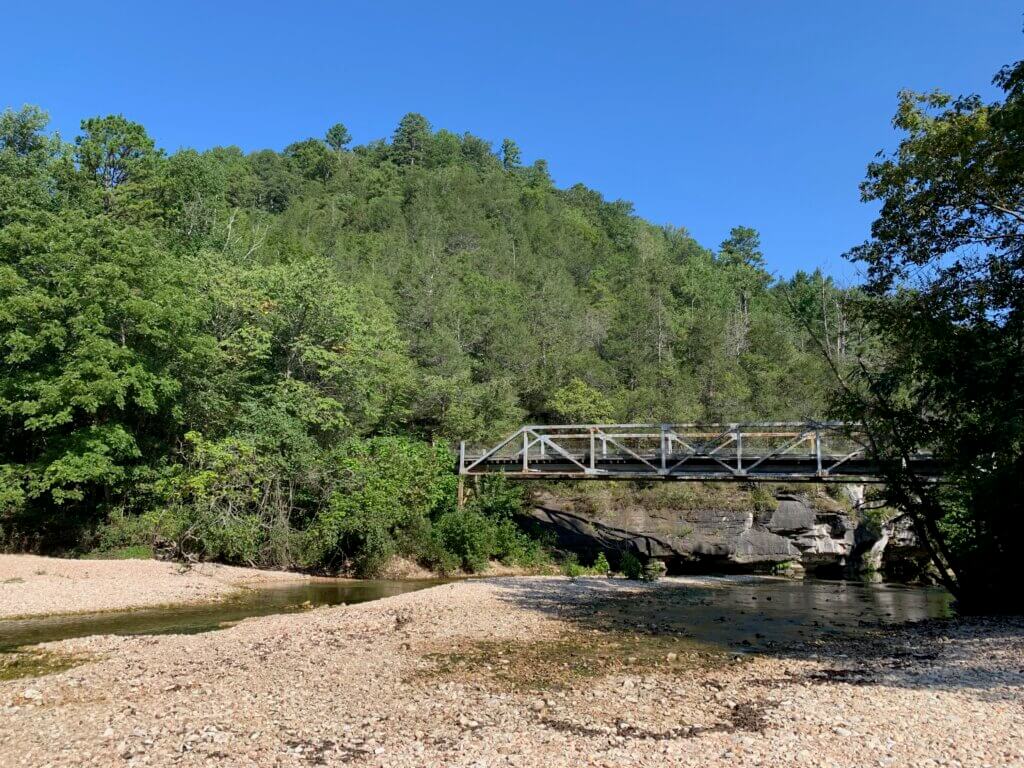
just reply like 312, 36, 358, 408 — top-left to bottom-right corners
528, 488, 919, 579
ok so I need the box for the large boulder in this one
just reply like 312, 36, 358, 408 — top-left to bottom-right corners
528, 489, 863, 575
879, 515, 934, 582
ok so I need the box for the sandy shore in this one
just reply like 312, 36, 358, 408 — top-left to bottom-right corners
1, 577, 1022, 767
0, 555, 305, 619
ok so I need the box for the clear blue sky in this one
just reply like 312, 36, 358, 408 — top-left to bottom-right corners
5, 1, 1021, 279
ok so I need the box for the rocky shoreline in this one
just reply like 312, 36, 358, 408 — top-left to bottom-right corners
530, 486, 933, 581
1, 577, 1021, 767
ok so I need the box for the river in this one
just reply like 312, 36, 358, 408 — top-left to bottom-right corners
0, 574, 953, 656
0, 578, 442, 651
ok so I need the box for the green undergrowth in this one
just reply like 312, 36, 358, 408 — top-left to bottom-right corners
81, 545, 154, 560
560, 551, 610, 578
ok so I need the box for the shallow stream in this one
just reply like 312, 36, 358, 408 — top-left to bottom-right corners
0, 575, 953, 655
0, 579, 441, 651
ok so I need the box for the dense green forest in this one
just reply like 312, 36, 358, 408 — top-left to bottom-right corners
0, 106, 845, 574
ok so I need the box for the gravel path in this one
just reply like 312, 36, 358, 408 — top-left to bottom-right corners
1, 577, 1021, 767
0, 555, 305, 618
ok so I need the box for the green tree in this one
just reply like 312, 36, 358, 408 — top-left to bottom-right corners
74, 115, 159, 190
549, 378, 613, 423
0, 211, 206, 546
249, 149, 301, 212
391, 112, 432, 167
284, 138, 338, 182
835, 59, 1024, 611
0, 106, 63, 218
325, 122, 352, 151
718, 225, 766, 271
500, 138, 521, 170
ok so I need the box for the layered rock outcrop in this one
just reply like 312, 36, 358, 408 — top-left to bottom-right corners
528, 487, 919, 578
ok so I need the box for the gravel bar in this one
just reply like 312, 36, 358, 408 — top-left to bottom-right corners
1, 576, 1022, 767
0, 555, 305, 619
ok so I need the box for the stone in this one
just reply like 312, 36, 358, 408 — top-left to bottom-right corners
528, 490, 894, 575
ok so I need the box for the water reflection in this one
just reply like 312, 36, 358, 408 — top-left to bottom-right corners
625, 576, 952, 650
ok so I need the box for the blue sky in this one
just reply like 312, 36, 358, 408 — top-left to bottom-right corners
5, 1, 1021, 279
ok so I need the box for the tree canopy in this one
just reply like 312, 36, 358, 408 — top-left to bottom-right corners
836, 59, 1024, 611
0, 104, 843, 572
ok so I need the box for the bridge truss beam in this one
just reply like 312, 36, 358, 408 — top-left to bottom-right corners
458, 422, 940, 483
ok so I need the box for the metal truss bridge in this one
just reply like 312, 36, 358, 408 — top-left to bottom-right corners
458, 422, 940, 483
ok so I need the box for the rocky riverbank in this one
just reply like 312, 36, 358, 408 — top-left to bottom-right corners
0, 555, 306, 619
1, 577, 1021, 767
529, 484, 933, 580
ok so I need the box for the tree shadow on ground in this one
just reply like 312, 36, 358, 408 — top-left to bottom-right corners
486, 576, 1024, 700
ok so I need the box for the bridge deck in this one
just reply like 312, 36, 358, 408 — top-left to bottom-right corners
459, 423, 938, 483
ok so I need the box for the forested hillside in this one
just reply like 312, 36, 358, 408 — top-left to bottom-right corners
0, 106, 846, 574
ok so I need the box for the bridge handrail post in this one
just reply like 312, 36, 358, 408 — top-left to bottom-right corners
590, 428, 596, 471
660, 424, 667, 472
522, 430, 529, 472
736, 425, 743, 474
815, 429, 822, 475
459, 441, 466, 474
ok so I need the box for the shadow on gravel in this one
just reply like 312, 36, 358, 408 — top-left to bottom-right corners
487, 576, 1024, 700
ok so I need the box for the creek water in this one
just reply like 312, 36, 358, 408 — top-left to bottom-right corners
0, 575, 953, 654
584, 575, 955, 652
0, 579, 442, 651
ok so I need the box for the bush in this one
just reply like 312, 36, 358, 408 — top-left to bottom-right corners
492, 517, 545, 566
749, 485, 776, 513
148, 432, 292, 565
561, 553, 585, 578
300, 437, 455, 575
432, 509, 496, 573
620, 551, 643, 580
89, 509, 154, 554
591, 551, 611, 575
62, 433, 545, 578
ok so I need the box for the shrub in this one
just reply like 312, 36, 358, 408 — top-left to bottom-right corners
620, 550, 643, 580
90, 508, 154, 554
148, 432, 292, 565
300, 437, 455, 575
432, 509, 496, 573
749, 485, 776, 513
561, 553, 585, 578
591, 551, 611, 575
492, 517, 545, 566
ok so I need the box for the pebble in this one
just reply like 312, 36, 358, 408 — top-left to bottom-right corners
0, 577, 1020, 768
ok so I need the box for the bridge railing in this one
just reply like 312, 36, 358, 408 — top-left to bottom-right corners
458, 422, 905, 481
